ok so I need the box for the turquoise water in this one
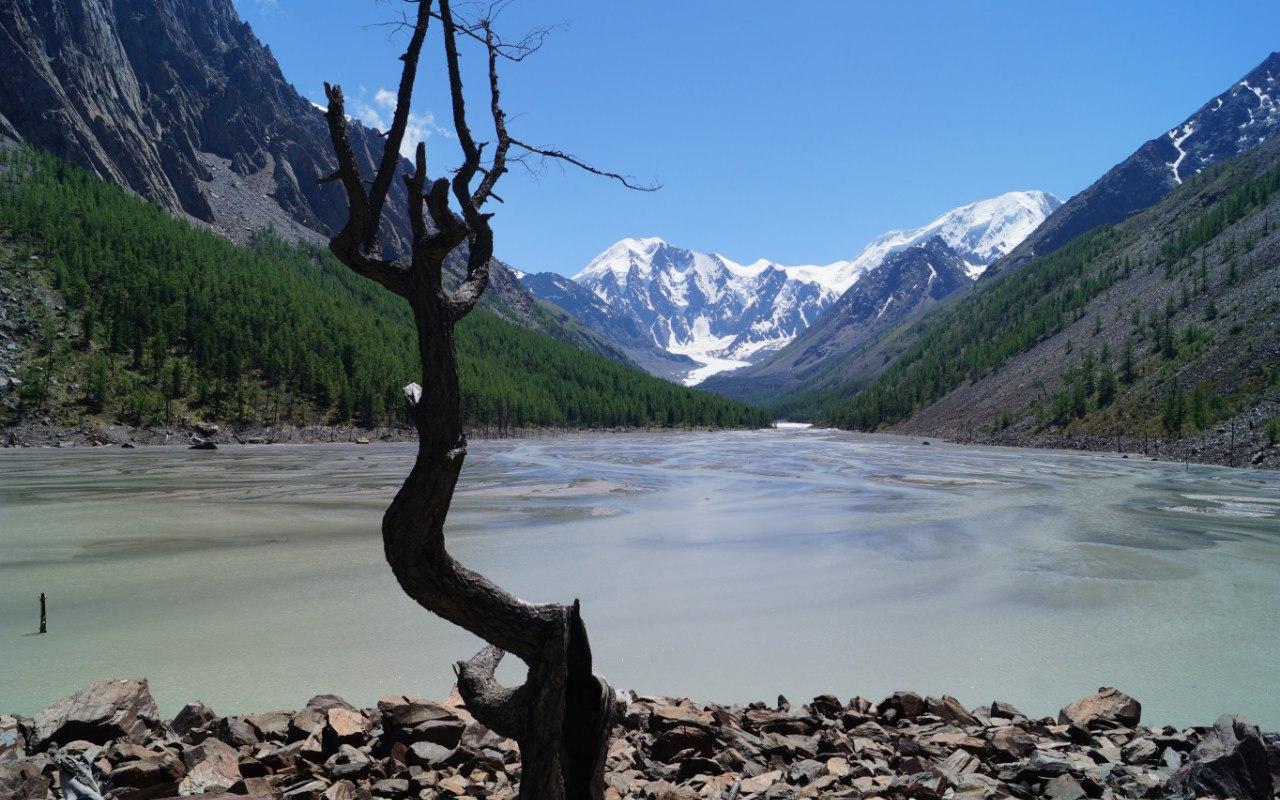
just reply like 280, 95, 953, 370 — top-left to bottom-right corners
2, 429, 1278, 728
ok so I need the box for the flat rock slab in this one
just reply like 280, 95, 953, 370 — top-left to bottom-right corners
34, 678, 159, 748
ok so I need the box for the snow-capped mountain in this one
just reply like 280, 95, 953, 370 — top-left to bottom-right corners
569, 238, 841, 383
993, 52, 1280, 276
835, 190, 1061, 283
521, 190, 1059, 384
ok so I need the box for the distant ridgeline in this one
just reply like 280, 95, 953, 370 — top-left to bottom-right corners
0, 148, 769, 431
816, 138, 1280, 442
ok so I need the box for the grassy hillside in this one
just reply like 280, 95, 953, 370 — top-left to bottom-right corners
0, 148, 769, 432
816, 139, 1280, 456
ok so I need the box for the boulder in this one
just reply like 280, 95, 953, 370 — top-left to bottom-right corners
1057, 687, 1140, 729
288, 708, 326, 741
245, 709, 292, 741
738, 769, 783, 794
406, 741, 456, 769
214, 716, 258, 748
1044, 774, 1086, 800
34, 678, 160, 748
179, 737, 242, 795
323, 708, 370, 749
306, 695, 356, 712
987, 727, 1035, 762
926, 695, 979, 727
324, 744, 371, 779
0, 716, 24, 763
0, 757, 50, 800
192, 422, 220, 436
323, 780, 360, 800
808, 694, 843, 717
989, 700, 1025, 720
108, 751, 185, 789
169, 702, 216, 739
376, 695, 464, 748
1164, 715, 1274, 800
877, 691, 926, 723
650, 725, 717, 763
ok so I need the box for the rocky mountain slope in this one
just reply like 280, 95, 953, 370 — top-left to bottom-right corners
515, 270, 696, 381
0, 0, 617, 356
703, 237, 973, 405
824, 135, 1280, 469
707, 52, 1280, 418
989, 51, 1280, 277
521, 192, 1057, 385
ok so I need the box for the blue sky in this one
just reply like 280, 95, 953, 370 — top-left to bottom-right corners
234, 0, 1280, 276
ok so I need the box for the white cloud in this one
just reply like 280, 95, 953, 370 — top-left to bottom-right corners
351, 87, 452, 158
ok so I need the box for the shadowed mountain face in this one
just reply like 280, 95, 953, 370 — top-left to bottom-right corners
700, 237, 973, 403
780, 236, 972, 373
0, 0, 579, 339
991, 52, 1280, 277
516, 271, 695, 381
0, 0, 398, 244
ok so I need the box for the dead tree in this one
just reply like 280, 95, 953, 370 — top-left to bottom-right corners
319, 2, 652, 798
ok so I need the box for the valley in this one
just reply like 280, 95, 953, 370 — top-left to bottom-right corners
3, 5, 1280, 800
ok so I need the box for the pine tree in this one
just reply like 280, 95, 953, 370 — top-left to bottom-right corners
1161, 380, 1185, 434
1097, 364, 1117, 407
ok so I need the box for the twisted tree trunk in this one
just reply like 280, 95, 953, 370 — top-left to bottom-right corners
316, 2, 644, 796
385, 290, 616, 800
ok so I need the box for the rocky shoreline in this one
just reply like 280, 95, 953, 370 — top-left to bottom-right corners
0, 422, 733, 450
3, 679, 1278, 800
891, 424, 1279, 472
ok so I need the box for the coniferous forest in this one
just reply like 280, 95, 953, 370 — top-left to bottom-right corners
0, 148, 769, 431
814, 150, 1280, 443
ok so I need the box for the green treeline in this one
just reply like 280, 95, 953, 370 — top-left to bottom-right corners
0, 148, 768, 430
820, 158, 1280, 432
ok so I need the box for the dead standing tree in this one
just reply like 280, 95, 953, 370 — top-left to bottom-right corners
319, 2, 652, 798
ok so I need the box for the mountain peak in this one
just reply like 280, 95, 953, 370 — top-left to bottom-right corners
554, 189, 1057, 384
832, 189, 1062, 285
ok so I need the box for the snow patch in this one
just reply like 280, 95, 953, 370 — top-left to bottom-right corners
1166, 122, 1196, 185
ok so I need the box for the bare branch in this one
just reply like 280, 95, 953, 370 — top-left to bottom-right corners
439, 0, 494, 320
364, 0, 433, 253
455, 645, 530, 740
470, 23, 510, 209
320, 83, 410, 296
405, 141, 428, 249
367, 2, 557, 62
509, 136, 661, 192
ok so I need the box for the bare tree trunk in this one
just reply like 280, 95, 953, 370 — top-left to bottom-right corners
369, 285, 616, 800
315, 2, 651, 795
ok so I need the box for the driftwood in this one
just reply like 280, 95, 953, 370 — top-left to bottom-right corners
53, 750, 104, 800
319, 2, 648, 797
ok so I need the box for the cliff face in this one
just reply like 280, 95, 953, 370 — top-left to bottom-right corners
0, 0, 381, 239
0, 0, 573, 336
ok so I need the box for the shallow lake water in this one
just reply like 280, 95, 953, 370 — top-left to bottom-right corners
2, 429, 1279, 728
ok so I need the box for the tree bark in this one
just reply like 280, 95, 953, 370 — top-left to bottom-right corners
316, 4, 643, 793
381, 291, 615, 800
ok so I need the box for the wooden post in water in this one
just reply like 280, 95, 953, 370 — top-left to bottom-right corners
39, 592, 46, 634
